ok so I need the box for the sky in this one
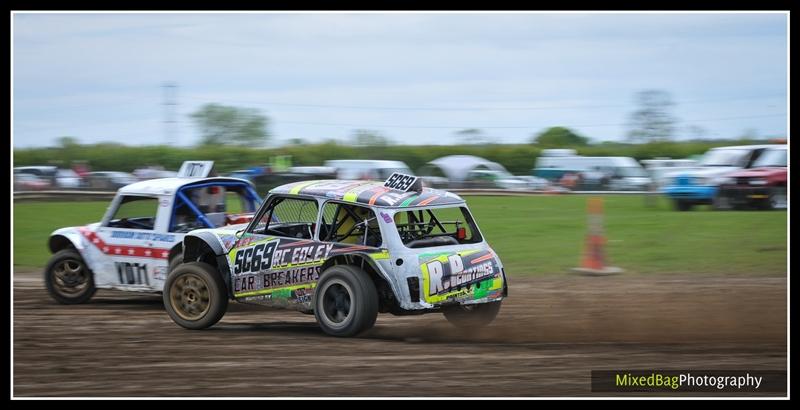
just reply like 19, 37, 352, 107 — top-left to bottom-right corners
12, 12, 789, 148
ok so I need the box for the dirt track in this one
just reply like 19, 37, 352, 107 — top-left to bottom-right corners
13, 270, 787, 397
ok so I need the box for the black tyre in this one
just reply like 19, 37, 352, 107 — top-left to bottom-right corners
712, 193, 733, 211
765, 187, 787, 210
163, 262, 228, 330
673, 199, 693, 212
443, 301, 502, 329
44, 249, 96, 304
313, 265, 378, 337
168, 252, 183, 274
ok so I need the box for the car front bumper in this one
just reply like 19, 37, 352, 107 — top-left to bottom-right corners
718, 185, 772, 206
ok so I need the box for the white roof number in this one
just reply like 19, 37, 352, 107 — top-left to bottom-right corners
177, 161, 215, 178
384, 172, 421, 192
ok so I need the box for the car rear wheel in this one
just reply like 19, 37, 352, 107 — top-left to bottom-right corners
44, 249, 96, 304
314, 265, 378, 337
443, 301, 502, 329
163, 262, 228, 330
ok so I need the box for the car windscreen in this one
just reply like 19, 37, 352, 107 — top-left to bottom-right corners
394, 206, 482, 249
700, 149, 749, 167
751, 149, 787, 168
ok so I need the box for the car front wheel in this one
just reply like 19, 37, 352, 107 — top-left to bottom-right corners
765, 187, 787, 210
313, 265, 378, 337
163, 262, 228, 330
44, 249, 96, 304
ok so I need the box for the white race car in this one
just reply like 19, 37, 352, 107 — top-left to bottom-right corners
44, 161, 262, 303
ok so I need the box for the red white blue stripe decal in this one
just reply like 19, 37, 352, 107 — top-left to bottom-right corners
79, 227, 171, 259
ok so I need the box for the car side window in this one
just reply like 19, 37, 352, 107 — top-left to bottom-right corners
106, 195, 159, 230
250, 197, 318, 239
320, 202, 382, 247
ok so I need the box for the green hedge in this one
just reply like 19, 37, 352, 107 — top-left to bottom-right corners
13, 139, 768, 176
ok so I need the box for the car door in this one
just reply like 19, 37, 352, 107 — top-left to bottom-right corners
229, 195, 329, 305
94, 194, 172, 290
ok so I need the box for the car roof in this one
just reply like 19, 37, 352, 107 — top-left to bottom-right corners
14, 165, 57, 171
118, 177, 254, 196
269, 179, 465, 208
710, 144, 785, 150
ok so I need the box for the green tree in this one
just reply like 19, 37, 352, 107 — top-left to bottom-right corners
627, 90, 677, 142
56, 136, 80, 148
532, 126, 589, 147
190, 103, 270, 146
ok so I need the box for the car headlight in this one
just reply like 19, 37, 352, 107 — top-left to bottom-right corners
749, 179, 768, 186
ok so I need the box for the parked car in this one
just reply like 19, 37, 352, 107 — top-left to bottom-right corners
228, 169, 259, 182
419, 175, 450, 189
43, 162, 262, 304
14, 165, 58, 186
642, 159, 700, 190
533, 155, 652, 191
324, 159, 413, 181
716, 145, 787, 210
133, 167, 178, 180
287, 166, 337, 176
518, 175, 559, 191
55, 169, 83, 188
662, 144, 782, 211
86, 171, 139, 190
162, 173, 508, 337
464, 170, 550, 190
14, 173, 50, 191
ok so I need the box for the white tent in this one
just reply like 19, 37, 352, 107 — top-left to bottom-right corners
424, 155, 509, 182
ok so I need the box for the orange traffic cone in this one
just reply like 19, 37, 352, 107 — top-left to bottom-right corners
572, 197, 623, 276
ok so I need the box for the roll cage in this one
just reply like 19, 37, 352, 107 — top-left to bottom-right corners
170, 181, 261, 232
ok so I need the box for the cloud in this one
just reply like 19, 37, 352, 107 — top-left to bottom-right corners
12, 12, 788, 147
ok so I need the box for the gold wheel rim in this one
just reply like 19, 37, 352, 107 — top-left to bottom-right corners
52, 259, 89, 297
169, 273, 211, 321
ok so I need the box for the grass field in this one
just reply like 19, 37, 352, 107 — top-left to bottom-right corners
13, 195, 787, 276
